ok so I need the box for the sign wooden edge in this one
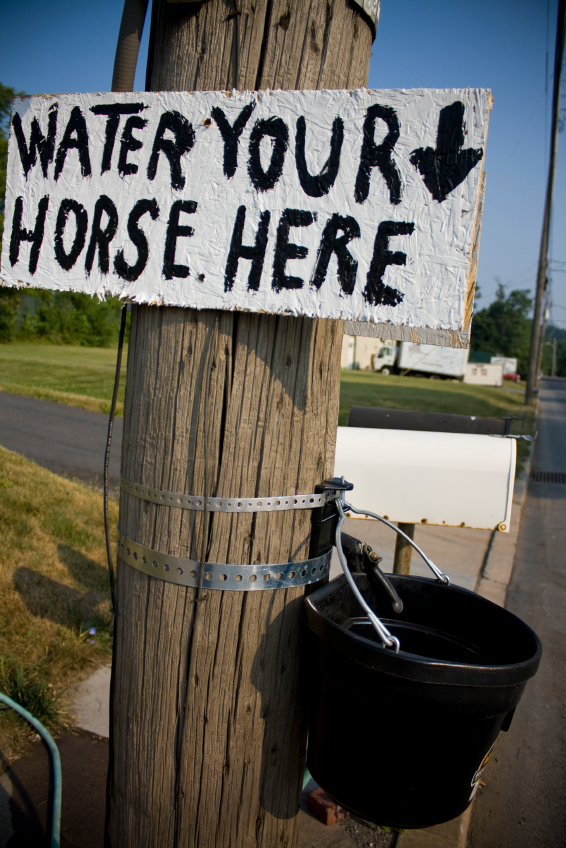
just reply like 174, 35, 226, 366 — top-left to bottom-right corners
343, 321, 470, 349
464, 94, 493, 332
463, 169, 487, 333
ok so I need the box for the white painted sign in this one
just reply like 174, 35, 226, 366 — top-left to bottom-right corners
1, 88, 490, 331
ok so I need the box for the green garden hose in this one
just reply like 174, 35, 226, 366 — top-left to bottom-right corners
0, 692, 62, 848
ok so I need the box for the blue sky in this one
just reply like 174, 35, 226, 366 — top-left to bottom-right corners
0, 0, 564, 323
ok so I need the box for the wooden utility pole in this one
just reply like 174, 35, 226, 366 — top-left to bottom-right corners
107, 3, 374, 847
525, 0, 565, 405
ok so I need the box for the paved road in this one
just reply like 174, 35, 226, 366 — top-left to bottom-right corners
468, 377, 566, 848
0, 392, 122, 492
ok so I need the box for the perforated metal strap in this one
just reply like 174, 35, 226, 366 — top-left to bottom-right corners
117, 531, 332, 591
121, 475, 339, 513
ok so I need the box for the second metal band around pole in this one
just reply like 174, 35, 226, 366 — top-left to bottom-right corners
117, 532, 332, 591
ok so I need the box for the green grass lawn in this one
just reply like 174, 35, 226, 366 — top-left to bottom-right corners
0, 445, 115, 756
0, 343, 127, 415
339, 370, 532, 428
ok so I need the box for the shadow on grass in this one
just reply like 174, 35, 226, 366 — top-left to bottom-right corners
56, 544, 108, 593
13, 567, 98, 630
13, 546, 111, 637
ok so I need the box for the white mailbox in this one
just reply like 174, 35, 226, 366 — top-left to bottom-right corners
334, 427, 515, 532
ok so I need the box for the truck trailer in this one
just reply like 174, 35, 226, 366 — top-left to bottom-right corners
372, 342, 469, 379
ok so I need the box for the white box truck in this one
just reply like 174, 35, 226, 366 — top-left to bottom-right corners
463, 362, 504, 386
372, 342, 469, 379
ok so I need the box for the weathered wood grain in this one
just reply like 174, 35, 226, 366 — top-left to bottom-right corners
147, 0, 372, 93
107, 3, 373, 846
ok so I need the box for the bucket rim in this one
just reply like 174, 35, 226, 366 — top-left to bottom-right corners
304, 573, 542, 688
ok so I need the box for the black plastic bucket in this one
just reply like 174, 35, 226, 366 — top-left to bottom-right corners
304, 573, 542, 829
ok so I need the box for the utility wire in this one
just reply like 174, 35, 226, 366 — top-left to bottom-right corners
103, 304, 128, 848
104, 305, 128, 615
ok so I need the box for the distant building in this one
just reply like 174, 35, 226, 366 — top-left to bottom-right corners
341, 335, 395, 370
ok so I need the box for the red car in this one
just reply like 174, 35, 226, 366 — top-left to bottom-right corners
503, 373, 521, 383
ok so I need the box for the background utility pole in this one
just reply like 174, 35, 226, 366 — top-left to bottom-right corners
536, 291, 551, 378
525, 0, 566, 405
106, 2, 375, 847
540, 337, 558, 377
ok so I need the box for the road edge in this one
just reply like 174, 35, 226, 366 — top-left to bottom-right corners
475, 411, 535, 607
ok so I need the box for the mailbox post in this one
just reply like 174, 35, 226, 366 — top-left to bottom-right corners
393, 523, 416, 574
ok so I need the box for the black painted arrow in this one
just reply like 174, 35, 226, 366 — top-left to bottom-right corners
409, 101, 483, 202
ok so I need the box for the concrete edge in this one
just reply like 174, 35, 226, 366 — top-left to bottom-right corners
514, 391, 539, 503
475, 438, 533, 607
70, 664, 111, 738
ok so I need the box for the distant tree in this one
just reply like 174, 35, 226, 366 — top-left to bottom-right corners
18, 290, 124, 347
541, 339, 566, 378
470, 283, 533, 376
545, 324, 566, 341
556, 343, 566, 378
0, 84, 125, 347
541, 324, 566, 378
0, 82, 25, 249
0, 83, 25, 342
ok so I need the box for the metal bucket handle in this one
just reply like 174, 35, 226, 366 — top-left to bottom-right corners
334, 495, 449, 652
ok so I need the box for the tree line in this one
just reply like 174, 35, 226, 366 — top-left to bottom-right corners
471, 282, 566, 378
